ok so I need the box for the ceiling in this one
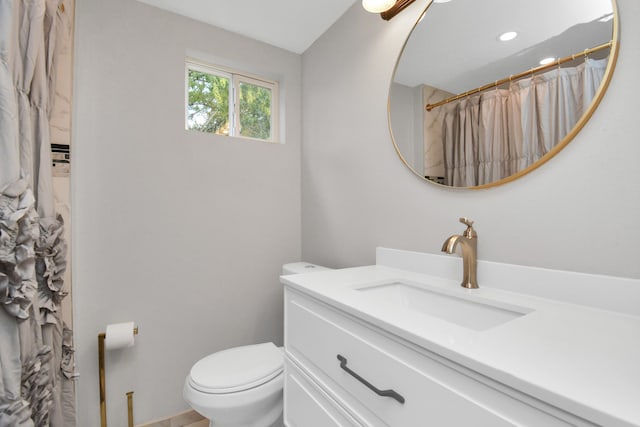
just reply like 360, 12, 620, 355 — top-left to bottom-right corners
394, 0, 614, 94
136, 0, 358, 54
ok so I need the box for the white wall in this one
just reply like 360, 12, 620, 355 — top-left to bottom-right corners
72, 0, 301, 424
389, 82, 423, 173
301, 0, 640, 279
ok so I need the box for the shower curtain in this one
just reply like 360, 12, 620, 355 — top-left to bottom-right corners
1, 0, 75, 426
441, 57, 608, 187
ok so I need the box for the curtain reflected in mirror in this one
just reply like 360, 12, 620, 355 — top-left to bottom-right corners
389, 0, 618, 189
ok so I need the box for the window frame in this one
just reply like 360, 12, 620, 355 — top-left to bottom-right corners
185, 59, 280, 143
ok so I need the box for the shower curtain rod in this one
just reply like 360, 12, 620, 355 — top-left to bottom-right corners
425, 41, 613, 112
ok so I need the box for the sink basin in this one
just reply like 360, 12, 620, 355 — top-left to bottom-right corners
356, 282, 532, 331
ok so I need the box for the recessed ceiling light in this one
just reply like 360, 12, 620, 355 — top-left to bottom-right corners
433, 0, 453, 3
539, 57, 556, 65
498, 31, 518, 42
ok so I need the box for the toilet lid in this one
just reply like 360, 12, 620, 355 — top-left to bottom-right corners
189, 342, 283, 394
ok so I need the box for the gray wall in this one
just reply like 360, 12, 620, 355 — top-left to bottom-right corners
72, 0, 301, 424
301, 0, 640, 279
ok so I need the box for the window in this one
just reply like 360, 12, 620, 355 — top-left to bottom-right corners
185, 60, 279, 142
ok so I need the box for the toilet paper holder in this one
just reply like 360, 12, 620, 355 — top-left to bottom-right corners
98, 325, 139, 427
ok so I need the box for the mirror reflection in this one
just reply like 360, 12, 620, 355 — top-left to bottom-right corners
389, 0, 616, 188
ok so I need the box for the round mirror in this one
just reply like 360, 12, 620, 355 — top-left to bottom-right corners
389, 0, 618, 189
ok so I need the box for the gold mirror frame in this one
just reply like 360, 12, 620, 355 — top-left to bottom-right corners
388, 0, 620, 190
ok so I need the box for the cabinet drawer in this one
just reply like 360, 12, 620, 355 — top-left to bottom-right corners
285, 359, 363, 427
285, 290, 586, 427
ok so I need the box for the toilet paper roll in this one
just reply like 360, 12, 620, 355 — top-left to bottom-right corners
105, 322, 136, 350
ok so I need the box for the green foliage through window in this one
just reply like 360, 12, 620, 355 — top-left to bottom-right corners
187, 70, 230, 135
239, 82, 271, 140
186, 62, 277, 142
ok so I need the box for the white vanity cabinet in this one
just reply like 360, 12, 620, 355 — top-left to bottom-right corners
285, 359, 364, 427
283, 288, 596, 427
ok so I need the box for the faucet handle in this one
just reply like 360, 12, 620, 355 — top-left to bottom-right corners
459, 217, 474, 227
459, 217, 477, 238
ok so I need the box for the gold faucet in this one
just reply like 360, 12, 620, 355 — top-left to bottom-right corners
441, 218, 479, 289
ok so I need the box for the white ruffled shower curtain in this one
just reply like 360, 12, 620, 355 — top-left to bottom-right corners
1, 0, 75, 426
441, 57, 608, 187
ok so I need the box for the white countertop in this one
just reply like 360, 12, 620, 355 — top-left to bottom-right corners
281, 264, 640, 427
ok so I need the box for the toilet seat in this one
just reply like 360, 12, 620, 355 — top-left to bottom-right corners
188, 342, 283, 394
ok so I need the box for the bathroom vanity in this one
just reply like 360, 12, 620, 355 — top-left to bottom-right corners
281, 248, 640, 427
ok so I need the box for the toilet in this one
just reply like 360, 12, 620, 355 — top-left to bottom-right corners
183, 262, 331, 427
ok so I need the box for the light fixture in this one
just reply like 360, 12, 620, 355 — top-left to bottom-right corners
498, 31, 518, 42
432, 0, 452, 3
539, 57, 556, 65
362, 0, 396, 13
379, 0, 417, 20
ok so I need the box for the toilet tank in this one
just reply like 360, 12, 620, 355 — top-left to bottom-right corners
282, 262, 332, 275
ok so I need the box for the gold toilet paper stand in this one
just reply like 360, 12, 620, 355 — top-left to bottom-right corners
98, 326, 139, 427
